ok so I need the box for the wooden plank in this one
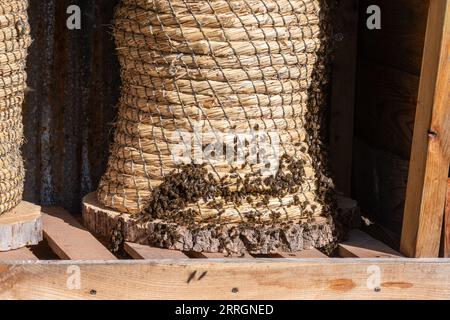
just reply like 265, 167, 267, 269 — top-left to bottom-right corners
188, 252, 253, 259
444, 178, 450, 257
339, 230, 402, 258
358, 0, 429, 75
124, 243, 188, 259
0, 202, 43, 252
362, 222, 402, 252
355, 61, 420, 160
42, 207, 116, 260
0, 248, 38, 261
84, 193, 346, 254
329, 0, 359, 195
401, 0, 450, 257
1, 259, 450, 300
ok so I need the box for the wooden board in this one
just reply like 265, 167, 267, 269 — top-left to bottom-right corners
0, 202, 43, 252
0, 247, 38, 261
0, 259, 450, 300
401, 0, 450, 258
42, 207, 116, 260
339, 230, 402, 258
82, 193, 122, 240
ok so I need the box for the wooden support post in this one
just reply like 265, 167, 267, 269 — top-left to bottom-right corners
401, 0, 450, 257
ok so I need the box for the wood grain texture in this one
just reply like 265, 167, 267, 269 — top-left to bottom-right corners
0, 202, 43, 252
444, 179, 450, 257
42, 207, 116, 260
338, 230, 402, 258
329, 0, 359, 195
358, 0, 430, 75
0, 259, 450, 300
401, 0, 450, 258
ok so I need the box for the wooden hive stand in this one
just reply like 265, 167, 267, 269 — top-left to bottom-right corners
1, 205, 450, 300
0, 202, 43, 252
82, 192, 361, 254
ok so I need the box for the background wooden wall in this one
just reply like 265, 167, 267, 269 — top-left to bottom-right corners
353, 0, 429, 241
23, 0, 121, 213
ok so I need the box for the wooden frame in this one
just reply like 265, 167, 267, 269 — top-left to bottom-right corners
401, 0, 450, 258
2, 206, 450, 300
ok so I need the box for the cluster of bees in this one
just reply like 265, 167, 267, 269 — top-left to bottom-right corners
142, 154, 325, 227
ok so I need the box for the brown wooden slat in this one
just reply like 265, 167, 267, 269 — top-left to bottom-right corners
400, 0, 450, 257
42, 207, 116, 260
124, 242, 188, 259
0, 202, 43, 252
444, 178, 450, 257
126, 244, 334, 259
1, 259, 450, 300
339, 230, 402, 258
0, 247, 38, 260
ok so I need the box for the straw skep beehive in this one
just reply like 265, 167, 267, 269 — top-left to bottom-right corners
0, 0, 31, 215
97, 0, 343, 254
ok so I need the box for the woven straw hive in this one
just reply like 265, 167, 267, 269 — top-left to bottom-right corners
98, 0, 342, 253
0, 0, 31, 215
